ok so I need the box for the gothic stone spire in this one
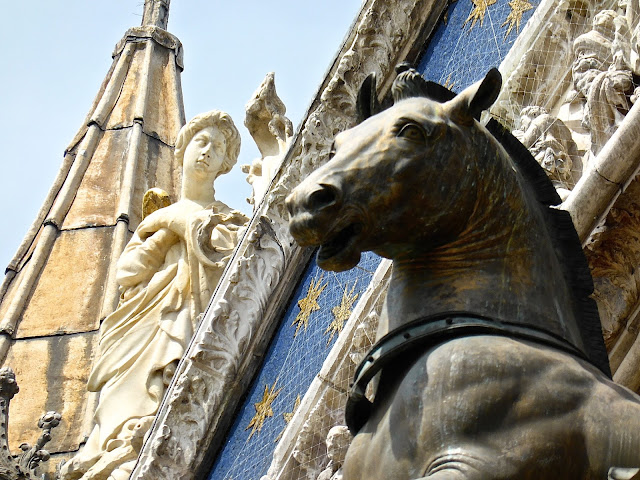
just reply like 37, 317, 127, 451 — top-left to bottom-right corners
142, 0, 170, 29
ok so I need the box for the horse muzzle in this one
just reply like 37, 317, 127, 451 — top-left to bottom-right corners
286, 182, 365, 271
286, 182, 343, 243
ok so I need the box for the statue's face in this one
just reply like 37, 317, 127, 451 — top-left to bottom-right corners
572, 54, 603, 95
182, 126, 227, 182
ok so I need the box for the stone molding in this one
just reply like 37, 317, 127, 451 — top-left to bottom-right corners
130, 1, 446, 478
113, 25, 184, 69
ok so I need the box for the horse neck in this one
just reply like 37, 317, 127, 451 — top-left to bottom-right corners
381, 153, 580, 345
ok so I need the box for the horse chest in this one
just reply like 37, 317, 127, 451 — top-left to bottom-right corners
343, 336, 602, 479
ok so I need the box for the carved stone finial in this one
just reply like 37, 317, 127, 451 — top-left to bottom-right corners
0, 367, 61, 479
141, 0, 170, 30
243, 72, 294, 208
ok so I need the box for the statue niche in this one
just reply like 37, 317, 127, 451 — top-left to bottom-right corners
286, 67, 640, 478
60, 110, 248, 480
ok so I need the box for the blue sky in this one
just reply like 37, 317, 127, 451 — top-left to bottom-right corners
0, 1, 362, 270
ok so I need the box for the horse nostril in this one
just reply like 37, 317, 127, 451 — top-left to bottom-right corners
308, 184, 339, 211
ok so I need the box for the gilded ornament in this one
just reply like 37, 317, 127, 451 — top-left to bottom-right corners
463, 0, 497, 31
141, 187, 172, 219
282, 395, 301, 424
292, 275, 328, 337
246, 380, 283, 440
326, 281, 359, 344
276, 395, 301, 442
502, 0, 533, 38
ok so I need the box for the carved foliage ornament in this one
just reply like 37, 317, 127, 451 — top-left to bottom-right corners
0, 367, 60, 480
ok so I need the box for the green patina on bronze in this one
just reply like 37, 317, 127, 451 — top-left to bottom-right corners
287, 67, 640, 479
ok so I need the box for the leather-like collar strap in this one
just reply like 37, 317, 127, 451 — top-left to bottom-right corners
345, 311, 589, 434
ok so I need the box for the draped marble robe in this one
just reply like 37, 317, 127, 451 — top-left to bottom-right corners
89, 200, 246, 455
60, 110, 248, 480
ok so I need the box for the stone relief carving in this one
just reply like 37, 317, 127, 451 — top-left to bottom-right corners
129, 3, 445, 480
562, 9, 635, 157
243, 72, 294, 209
59, 110, 248, 480
494, 1, 639, 168
133, 214, 286, 479
513, 106, 581, 199
316, 426, 352, 480
0, 367, 61, 479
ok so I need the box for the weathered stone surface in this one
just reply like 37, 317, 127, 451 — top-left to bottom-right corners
585, 178, 640, 363
40, 451, 77, 479
141, 44, 185, 145
62, 130, 128, 229
3, 332, 96, 453
17, 227, 114, 337
104, 39, 184, 146
103, 43, 145, 132
62, 130, 179, 232
0, 266, 20, 323
130, 135, 179, 229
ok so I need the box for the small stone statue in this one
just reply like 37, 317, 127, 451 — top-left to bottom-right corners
317, 426, 352, 480
514, 106, 580, 199
59, 110, 248, 480
568, 10, 634, 156
243, 72, 293, 209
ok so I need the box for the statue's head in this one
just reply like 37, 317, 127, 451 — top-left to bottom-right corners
325, 426, 352, 465
175, 110, 241, 179
572, 13, 615, 95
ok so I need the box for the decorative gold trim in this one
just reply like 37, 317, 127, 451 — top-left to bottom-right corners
292, 275, 327, 337
502, 0, 534, 38
463, 0, 497, 31
326, 281, 359, 345
247, 380, 283, 440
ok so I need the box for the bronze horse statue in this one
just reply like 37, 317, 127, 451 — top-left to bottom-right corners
286, 67, 640, 479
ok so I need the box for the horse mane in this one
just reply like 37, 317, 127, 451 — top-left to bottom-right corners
386, 69, 611, 377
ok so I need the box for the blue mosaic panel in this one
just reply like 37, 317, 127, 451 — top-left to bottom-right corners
419, 0, 538, 91
208, 251, 381, 480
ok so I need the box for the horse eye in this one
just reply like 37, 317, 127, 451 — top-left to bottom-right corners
398, 123, 426, 143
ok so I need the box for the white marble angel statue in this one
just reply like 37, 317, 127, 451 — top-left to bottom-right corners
60, 110, 249, 480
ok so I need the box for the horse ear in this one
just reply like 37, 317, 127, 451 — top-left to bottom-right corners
356, 73, 382, 123
446, 68, 502, 123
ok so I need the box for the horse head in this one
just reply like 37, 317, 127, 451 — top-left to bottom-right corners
287, 68, 610, 377
286, 69, 502, 271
